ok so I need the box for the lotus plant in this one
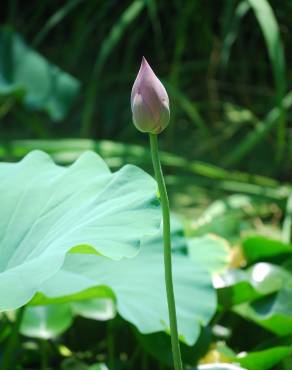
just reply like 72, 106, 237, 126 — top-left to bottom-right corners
131, 57, 183, 370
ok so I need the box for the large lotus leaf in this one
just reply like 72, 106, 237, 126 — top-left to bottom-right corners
71, 298, 116, 321
20, 298, 115, 339
242, 236, 292, 264
234, 284, 292, 336
188, 235, 231, 275
227, 263, 292, 335
142, 215, 187, 254
20, 304, 73, 339
0, 27, 80, 120
0, 150, 160, 311
195, 195, 253, 225
88, 364, 108, 370
37, 246, 216, 346
194, 365, 247, 370
136, 327, 211, 366
61, 359, 108, 370
217, 263, 290, 307
235, 346, 292, 370
88, 365, 108, 370
192, 195, 254, 242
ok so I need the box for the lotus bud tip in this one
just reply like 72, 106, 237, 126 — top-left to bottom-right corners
131, 58, 170, 134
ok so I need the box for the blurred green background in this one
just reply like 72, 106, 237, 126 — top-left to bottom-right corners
0, 0, 291, 221
0, 0, 291, 179
0, 2, 292, 369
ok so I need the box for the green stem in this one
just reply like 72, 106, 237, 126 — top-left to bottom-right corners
128, 345, 141, 369
40, 339, 48, 370
107, 320, 115, 370
282, 193, 292, 243
149, 134, 183, 370
142, 352, 148, 370
0, 306, 25, 370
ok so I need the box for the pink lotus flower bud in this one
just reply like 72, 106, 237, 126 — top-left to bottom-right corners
131, 57, 170, 134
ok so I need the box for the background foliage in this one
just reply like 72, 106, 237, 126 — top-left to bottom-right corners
0, 0, 291, 369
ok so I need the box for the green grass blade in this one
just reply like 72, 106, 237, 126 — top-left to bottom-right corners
222, 91, 292, 167
220, 1, 250, 68
165, 82, 209, 135
81, 0, 146, 137
248, 0, 287, 161
32, 0, 84, 47
282, 193, 292, 243
167, 0, 199, 142
1, 138, 290, 201
145, 0, 164, 58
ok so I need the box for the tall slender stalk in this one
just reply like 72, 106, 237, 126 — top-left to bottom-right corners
149, 133, 183, 370
142, 352, 149, 370
0, 306, 25, 370
40, 339, 49, 370
107, 320, 115, 370
282, 194, 292, 243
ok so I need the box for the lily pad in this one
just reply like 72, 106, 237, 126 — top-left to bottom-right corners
223, 262, 292, 335
234, 285, 292, 336
0, 150, 160, 311
0, 27, 80, 120
141, 215, 187, 254
61, 359, 105, 370
37, 246, 216, 346
71, 298, 116, 321
242, 236, 292, 264
136, 327, 211, 366
236, 345, 292, 370
88, 365, 108, 370
188, 235, 231, 274
20, 297, 115, 339
217, 263, 290, 307
195, 364, 247, 370
20, 304, 73, 339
